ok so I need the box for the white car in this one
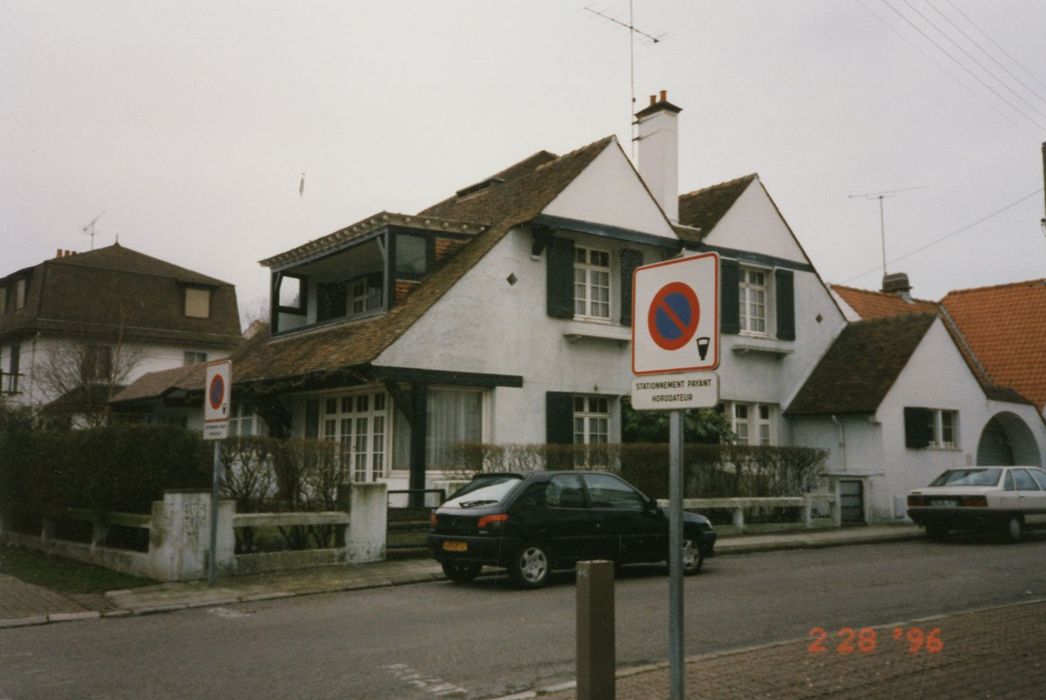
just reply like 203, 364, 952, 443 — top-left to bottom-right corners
907, 466, 1046, 542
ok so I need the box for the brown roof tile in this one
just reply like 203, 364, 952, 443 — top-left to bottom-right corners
787, 314, 936, 415
941, 279, 1046, 412
831, 285, 938, 320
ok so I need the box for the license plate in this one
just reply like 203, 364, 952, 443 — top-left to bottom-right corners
930, 499, 957, 507
442, 541, 468, 553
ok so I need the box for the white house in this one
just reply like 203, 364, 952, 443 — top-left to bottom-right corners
788, 313, 1046, 523
1, 244, 242, 425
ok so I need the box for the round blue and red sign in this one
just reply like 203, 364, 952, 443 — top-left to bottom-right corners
208, 374, 225, 411
647, 282, 700, 351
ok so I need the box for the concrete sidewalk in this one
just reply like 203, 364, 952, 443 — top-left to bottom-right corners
0, 525, 922, 627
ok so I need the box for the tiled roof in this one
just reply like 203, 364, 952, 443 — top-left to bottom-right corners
787, 314, 936, 415
831, 285, 938, 320
111, 363, 205, 403
231, 136, 616, 387
676, 174, 757, 243
941, 279, 1046, 412
0, 243, 242, 348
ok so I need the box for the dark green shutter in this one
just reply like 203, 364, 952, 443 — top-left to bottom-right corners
546, 238, 575, 319
720, 258, 740, 335
546, 392, 574, 445
619, 249, 644, 326
775, 269, 796, 341
904, 407, 932, 449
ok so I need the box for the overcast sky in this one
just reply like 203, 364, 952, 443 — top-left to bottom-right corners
3, 1, 1045, 321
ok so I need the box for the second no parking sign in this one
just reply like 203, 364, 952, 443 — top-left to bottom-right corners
631, 252, 719, 375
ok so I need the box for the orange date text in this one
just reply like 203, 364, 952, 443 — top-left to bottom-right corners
807, 626, 943, 655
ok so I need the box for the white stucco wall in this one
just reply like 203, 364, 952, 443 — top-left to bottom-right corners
701, 179, 809, 264
542, 141, 679, 241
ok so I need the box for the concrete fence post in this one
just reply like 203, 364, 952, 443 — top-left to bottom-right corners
91, 522, 109, 552
347, 482, 387, 564
149, 490, 235, 581
577, 560, 616, 700
732, 507, 745, 533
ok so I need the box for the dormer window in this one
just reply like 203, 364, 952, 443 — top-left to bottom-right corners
184, 287, 211, 319
277, 274, 306, 313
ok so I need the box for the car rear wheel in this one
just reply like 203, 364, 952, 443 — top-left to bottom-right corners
1006, 514, 1024, 543
509, 544, 551, 589
441, 561, 482, 583
681, 538, 703, 576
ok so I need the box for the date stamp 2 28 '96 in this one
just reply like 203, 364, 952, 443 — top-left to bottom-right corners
808, 626, 944, 655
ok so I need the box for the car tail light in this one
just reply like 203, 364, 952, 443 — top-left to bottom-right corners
478, 513, 509, 531
907, 495, 927, 507
959, 495, 987, 507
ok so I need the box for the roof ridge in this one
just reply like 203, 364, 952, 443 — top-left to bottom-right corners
831, 283, 938, 307
679, 173, 758, 200
941, 277, 1046, 299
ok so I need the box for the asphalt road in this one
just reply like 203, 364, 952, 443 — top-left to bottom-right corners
1, 536, 1045, 699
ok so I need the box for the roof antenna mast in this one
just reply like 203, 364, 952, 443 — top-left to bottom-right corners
847, 187, 924, 279
81, 211, 105, 250
584, 3, 667, 162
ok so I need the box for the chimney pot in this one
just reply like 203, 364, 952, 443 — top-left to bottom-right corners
56, 249, 62, 258
649, 94, 656, 106
659, 89, 667, 102
881, 272, 913, 300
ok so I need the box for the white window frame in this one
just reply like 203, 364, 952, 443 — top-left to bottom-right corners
574, 395, 611, 467
929, 409, 959, 449
728, 401, 776, 446
229, 403, 265, 437
320, 390, 390, 482
738, 267, 769, 336
573, 246, 612, 322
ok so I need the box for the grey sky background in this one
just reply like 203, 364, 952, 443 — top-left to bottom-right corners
3, 1, 1045, 321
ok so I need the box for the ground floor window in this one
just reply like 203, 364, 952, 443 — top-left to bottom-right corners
574, 395, 610, 466
392, 387, 485, 472
320, 390, 388, 482
904, 407, 959, 450
727, 402, 776, 446
229, 403, 265, 437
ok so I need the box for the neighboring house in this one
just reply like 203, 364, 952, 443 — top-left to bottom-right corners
831, 273, 938, 321
788, 309, 1046, 523
116, 93, 847, 504
0, 243, 242, 425
941, 279, 1046, 420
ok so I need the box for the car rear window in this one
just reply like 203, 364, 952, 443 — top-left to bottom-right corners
930, 469, 1002, 487
443, 475, 523, 509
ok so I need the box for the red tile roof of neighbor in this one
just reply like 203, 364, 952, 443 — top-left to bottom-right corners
831, 284, 938, 320
940, 279, 1046, 412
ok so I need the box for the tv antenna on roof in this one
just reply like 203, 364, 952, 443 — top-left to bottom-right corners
81, 211, 105, 250
584, 3, 668, 162
848, 187, 925, 279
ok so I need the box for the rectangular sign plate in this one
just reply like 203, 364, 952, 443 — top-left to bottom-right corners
631, 373, 719, 411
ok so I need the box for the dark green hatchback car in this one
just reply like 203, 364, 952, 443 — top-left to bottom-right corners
428, 471, 716, 589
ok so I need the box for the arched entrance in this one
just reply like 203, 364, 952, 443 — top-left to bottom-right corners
976, 412, 1041, 466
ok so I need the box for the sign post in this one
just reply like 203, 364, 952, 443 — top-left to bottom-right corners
203, 359, 231, 588
631, 252, 719, 700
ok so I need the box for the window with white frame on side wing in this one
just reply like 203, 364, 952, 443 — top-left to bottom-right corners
573, 246, 611, 321
727, 401, 776, 446
903, 407, 959, 449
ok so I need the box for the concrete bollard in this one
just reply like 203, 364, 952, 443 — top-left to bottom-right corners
577, 560, 616, 700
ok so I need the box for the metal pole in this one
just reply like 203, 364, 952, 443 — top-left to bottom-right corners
208, 440, 221, 587
669, 409, 684, 699
878, 195, 887, 277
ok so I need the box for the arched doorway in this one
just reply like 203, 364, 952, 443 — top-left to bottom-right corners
976, 412, 1041, 466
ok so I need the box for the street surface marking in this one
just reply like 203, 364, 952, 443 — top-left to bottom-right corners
207, 607, 250, 619
382, 663, 468, 697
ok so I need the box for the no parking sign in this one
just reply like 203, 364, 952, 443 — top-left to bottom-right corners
631, 252, 719, 376
203, 359, 231, 440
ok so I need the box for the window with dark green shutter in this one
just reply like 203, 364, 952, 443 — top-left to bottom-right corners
775, 269, 795, 341
619, 249, 643, 326
546, 238, 575, 319
904, 407, 933, 449
546, 392, 574, 445
720, 258, 740, 335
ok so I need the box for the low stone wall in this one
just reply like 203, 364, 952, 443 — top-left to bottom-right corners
657, 493, 841, 533
0, 483, 388, 582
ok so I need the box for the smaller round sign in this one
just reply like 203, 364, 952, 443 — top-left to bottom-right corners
647, 282, 700, 351
209, 374, 225, 411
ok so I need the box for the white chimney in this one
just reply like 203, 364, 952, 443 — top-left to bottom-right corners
635, 89, 682, 222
